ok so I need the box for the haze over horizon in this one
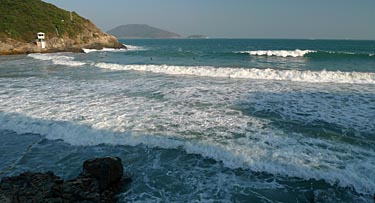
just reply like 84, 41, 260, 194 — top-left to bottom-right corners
44, 0, 375, 40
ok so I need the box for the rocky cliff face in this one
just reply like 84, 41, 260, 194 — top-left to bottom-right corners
0, 30, 124, 55
0, 0, 124, 55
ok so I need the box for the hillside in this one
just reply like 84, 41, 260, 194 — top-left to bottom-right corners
108, 24, 182, 39
0, 0, 124, 55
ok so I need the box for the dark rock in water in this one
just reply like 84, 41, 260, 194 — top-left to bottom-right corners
83, 157, 124, 192
0, 157, 130, 203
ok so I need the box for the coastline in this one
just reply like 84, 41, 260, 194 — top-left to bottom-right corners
0, 35, 125, 55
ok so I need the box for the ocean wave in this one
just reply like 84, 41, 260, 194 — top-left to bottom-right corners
28, 53, 74, 61
82, 47, 128, 53
312, 51, 375, 58
28, 53, 86, 66
95, 63, 375, 84
238, 49, 316, 57
0, 111, 374, 196
237, 49, 375, 58
82, 44, 146, 53
124, 44, 147, 51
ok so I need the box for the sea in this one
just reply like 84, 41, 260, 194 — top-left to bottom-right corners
0, 39, 374, 203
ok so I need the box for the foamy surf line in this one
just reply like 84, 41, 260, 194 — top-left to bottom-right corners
0, 112, 374, 196
28, 53, 86, 67
82, 44, 146, 53
238, 49, 316, 57
124, 44, 147, 51
82, 48, 127, 53
95, 63, 375, 84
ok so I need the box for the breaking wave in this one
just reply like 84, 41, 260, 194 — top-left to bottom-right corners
0, 111, 374, 196
95, 63, 375, 84
27, 53, 86, 66
238, 49, 375, 58
82, 44, 146, 53
238, 49, 316, 57
27, 53, 375, 84
124, 44, 147, 51
82, 48, 128, 53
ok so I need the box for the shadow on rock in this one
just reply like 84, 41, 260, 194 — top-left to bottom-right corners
0, 157, 131, 203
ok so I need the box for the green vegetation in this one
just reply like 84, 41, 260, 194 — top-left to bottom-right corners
0, 0, 89, 42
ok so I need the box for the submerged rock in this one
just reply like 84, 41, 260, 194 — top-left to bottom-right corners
0, 157, 130, 203
83, 157, 124, 192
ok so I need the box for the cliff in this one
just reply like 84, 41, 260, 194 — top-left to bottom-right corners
0, 0, 124, 55
108, 24, 182, 39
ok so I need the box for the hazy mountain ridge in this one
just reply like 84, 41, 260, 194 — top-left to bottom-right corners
108, 24, 182, 39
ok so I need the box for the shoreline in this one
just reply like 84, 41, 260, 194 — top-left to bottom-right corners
0, 39, 126, 56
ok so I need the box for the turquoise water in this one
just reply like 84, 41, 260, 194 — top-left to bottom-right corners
0, 39, 375, 202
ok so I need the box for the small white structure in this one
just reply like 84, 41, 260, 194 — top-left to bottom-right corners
36, 32, 46, 49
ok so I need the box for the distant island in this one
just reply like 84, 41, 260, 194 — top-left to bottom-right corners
0, 0, 124, 55
108, 24, 182, 39
187, 35, 209, 39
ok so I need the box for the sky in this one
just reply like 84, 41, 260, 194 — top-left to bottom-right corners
44, 0, 375, 40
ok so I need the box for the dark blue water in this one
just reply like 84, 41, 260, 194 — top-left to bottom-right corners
117, 39, 375, 72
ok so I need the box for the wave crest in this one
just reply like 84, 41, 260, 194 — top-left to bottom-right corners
28, 53, 86, 66
82, 44, 146, 53
82, 48, 128, 53
239, 49, 316, 57
95, 63, 375, 84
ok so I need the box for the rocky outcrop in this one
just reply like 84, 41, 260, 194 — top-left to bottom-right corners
0, 0, 125, 55
0, 30, 125, 55
0, 157, 130, 203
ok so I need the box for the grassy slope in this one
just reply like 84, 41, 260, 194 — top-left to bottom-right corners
0, 0, 89, 42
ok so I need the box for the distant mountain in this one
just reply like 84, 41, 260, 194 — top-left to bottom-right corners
108, 24, 182, 39
187, 35, 209, 39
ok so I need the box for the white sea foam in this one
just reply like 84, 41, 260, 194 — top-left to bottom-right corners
124, 44, 147, 51
28, 53, 86, 66
1, 75, 375, 196
239, 49, 316, 57
82, 44, 146, 53
28, 53, 74, 61
94, 63, 375, 84
5, 50, 375, 197
82, 48, 128, 53
0, 110, 374, 196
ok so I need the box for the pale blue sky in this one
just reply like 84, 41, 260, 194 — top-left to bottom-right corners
44, 0, 375, 39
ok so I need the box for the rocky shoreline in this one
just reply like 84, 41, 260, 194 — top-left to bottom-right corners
0, 157, 130, 203
0, 34, 126, 55
1, 0, 125, 56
